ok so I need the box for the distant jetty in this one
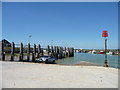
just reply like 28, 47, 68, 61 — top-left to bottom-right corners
0, 40, 74, 62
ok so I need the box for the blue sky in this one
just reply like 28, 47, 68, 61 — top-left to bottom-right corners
2, 2, 118, 49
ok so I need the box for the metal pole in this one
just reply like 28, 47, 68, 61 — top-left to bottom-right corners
104, 37, 108, 67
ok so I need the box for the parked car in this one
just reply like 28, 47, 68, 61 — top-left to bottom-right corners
35, 56, 56, 63
35, 58, 43, 63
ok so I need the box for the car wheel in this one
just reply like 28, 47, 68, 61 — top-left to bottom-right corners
53, 60, 55, 63
45, 59, 49, 64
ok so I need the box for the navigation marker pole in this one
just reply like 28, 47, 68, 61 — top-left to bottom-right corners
102, 31, 108, 67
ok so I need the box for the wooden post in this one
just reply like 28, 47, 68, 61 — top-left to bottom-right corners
1, 41, 5, 61
32, 44, 36, 61
66, 48, 69, 57
41, 48, 43, 56
11, 42, 15, 61
47, 45, 50, 56
51, 46, 54, 57
65, 47, 67, 58
59, 47, 62, 59
63, 47, 66, 58
70, 48, 73, 57
69, 48, 71, 57
19, 42, 23, 61
37, 44, 41, 58
56, 46, 59, 59
61, 47, 63, 58
54, 46, 58, 59
72, 48, 74, 57
27, 43, 30, 62
54, 46, 56, 57
33, 44, 36, 56
32, 52, 35, 62
58, 47, 60, 59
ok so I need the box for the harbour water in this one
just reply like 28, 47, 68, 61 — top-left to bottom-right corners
56, 53, 119, 69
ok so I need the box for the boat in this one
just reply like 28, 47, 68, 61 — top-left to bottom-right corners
97, 51, 104, 54
106, 51, 114, 55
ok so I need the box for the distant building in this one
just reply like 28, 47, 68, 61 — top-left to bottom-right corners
0, 39, 11, 47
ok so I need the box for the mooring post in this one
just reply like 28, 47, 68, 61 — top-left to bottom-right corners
1, 41, 5, 61
33, 44, 36, 56
32, 44, 36, 61
11, 42, 15, 61
72, 48, 74, 57
61, 47, 63, 58
37, 44, 41, 58
62, 47, 65, 58
69, 48, 71, 57
67, 48, 69, 57
51, 46, 54, 57
19, 42, 23, 61
57, 46, 59, 59
69, 48, 72, 57
27, 43, 30, 62
32, 52, 35, 62
64, 47, 66, 58
56, 46, 59, 59
54, 46, 56, 58
41, 48, 43, 56
59, 47, 62, 59
47, 45, 50, 56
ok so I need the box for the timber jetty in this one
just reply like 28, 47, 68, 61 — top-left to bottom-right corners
0, 41, 74, 61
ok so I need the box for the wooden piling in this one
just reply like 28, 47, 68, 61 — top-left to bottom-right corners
1, 41, 5, 61
72, 48, 74, 57
57, 46, 59, 59
27, 43, 30, 62
47, 45, 50, 56
61, 47, 64, 58
41, 48, 43, 56
32, 52, 35, 62
11, 42, 15, 61
33, 44, 36, 56
32, 44, 36, 61
59, 47, 62, 59
69, 48, 71, 57
37, 44, 41, 58
67, 48, 69, 57
64, 47, 67, 58
53, 46, 56, 57
54, 46, 58, 59
51, 46, 54, 57
19, 42, 23, 61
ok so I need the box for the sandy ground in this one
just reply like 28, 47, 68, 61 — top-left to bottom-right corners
0, 61, 118, 88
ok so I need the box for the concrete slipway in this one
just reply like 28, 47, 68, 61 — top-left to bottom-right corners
0, 61, 118, 88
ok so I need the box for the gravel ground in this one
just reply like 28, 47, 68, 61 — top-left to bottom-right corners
0, 61, 118, 88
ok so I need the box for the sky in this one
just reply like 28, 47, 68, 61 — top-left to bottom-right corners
2, 2, 118, 49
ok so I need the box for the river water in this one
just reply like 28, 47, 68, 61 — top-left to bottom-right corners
56, 53, 120, 69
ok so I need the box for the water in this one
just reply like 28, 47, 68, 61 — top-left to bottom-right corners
56, 53, 119, 69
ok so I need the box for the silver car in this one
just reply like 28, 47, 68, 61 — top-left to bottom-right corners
36, 56, 56, 63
